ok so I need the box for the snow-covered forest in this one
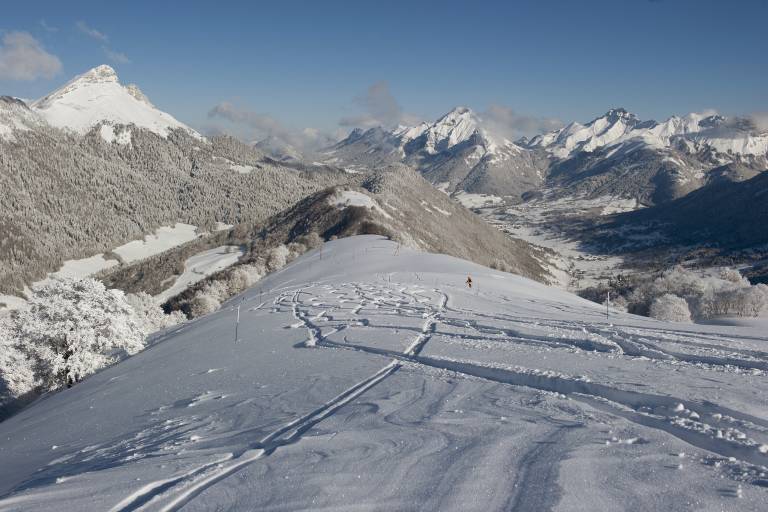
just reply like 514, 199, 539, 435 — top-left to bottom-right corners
0, 127, 343, 294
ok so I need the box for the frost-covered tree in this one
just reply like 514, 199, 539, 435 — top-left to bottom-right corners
728, 285, 768, 317
227, 264, 266, 295
0, 318, 37, 404
720, 267, 745, 284
190, 294, 221, 318
188, 280, 228, 317
125, 292, 185, 333
266, 245, 291, 272
649, 294, 692, 323
15, 278, 145, 390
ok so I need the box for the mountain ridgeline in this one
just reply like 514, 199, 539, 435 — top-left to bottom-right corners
1, 65, 552, 297
326, 107, 768, 206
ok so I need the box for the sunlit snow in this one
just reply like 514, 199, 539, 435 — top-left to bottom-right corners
0, 236, 766, 510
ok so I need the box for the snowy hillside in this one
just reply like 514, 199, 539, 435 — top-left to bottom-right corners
31, 65, 200, 141
1, 236, 766, 511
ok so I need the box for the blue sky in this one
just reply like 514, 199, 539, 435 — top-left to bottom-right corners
1, 0, 766, 143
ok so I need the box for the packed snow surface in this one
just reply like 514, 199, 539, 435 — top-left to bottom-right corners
0, 236, 766, 511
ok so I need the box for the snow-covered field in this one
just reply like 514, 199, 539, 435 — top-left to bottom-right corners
0, 224, 214, 315
329, 189, 393, 219
113, 224, 201, 264
228, 164, 254, 174
154, 246, 245, 303
47, 254, 120, 280
0, 236, 766, 511
453, 191, 504, 209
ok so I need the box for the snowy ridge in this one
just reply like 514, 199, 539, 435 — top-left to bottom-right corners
527, 108, 768, 158
0, 236, 766, 510
0, 96, 45, 141
336, 106, 524, 161
31, 65, 200, 141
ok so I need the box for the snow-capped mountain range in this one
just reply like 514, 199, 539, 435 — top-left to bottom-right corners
526, 107, 768, 160
326, 107, 545, 199
328, 106, 768, 205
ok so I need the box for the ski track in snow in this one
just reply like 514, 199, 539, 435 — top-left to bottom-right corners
2, 238, 767, 510
505, 419, 585, 512
280, 282, 768, 470
106, 283, 450, 511
120, 280, 766, 509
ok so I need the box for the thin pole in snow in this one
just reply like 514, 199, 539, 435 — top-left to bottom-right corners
235, 298, 244, 342
606, 290, 610, 321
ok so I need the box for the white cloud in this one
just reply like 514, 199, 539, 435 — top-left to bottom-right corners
103, 47, 130, 64
207, 101, 339, 156
39, 20, 58, 33
0, 31, 62, 81
339, 81, 420, 129
480, 104, 563, 140
75, 22, 130, 65
748, 112, 768, 132
208, 102, 285, 137
76, 21, 108, 42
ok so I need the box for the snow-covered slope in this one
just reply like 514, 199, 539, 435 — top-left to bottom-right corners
31, 65, 200, 141
1, 236, 766, 510
419, 106, 480, 154
0, 96, 46, 141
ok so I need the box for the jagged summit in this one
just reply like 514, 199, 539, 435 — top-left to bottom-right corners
422, 107, 480, 154
78, 64, 119, 83
30, 64, 199, 140
590, 107, 638, 125
124, 83, 153, 107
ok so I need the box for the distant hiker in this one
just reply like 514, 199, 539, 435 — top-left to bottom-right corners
466, 275, 472, 289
